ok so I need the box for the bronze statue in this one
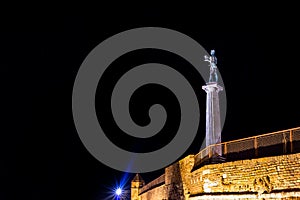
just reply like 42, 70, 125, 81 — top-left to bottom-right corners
204, 50, 218, 83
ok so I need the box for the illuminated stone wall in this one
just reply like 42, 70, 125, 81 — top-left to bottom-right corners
189, 153, 300, 198
139, 184, 166, 200
131, 181, 140, 200
132, 153, 300, 199
165, 155, 194, 199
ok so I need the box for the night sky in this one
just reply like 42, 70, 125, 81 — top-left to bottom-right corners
1, 5, 300, 200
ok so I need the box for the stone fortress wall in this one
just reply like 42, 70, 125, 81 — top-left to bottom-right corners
131, 127, 300, 199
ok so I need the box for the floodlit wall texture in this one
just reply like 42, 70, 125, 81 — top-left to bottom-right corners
131, 127, 300, 200
189, 153, 300, 199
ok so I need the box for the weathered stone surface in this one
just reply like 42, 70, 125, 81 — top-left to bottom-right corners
132, 153, 300, 199
131, 127, 300, 199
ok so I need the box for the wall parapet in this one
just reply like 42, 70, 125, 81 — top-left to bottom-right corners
194, 127, 300, 169
139, 174, 165, 195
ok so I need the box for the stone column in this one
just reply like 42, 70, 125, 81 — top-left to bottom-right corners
202, 82, 223, 156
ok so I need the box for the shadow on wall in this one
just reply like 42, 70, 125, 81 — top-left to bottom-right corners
166, 162, 184, 200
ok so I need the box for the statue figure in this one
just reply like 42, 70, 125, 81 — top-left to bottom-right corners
204, 50, 218, 83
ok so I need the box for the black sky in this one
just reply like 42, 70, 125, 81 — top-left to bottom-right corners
1, 4, 300, 200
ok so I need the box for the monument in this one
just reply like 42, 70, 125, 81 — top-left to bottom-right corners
202, 50, 223, 157
130, 49, 300, 199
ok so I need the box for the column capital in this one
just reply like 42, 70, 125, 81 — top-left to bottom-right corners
202, 82, 223, 93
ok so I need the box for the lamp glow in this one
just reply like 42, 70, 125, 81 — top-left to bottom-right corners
116, 188, 122, 196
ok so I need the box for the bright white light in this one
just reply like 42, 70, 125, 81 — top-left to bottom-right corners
116, 188, 122, 196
